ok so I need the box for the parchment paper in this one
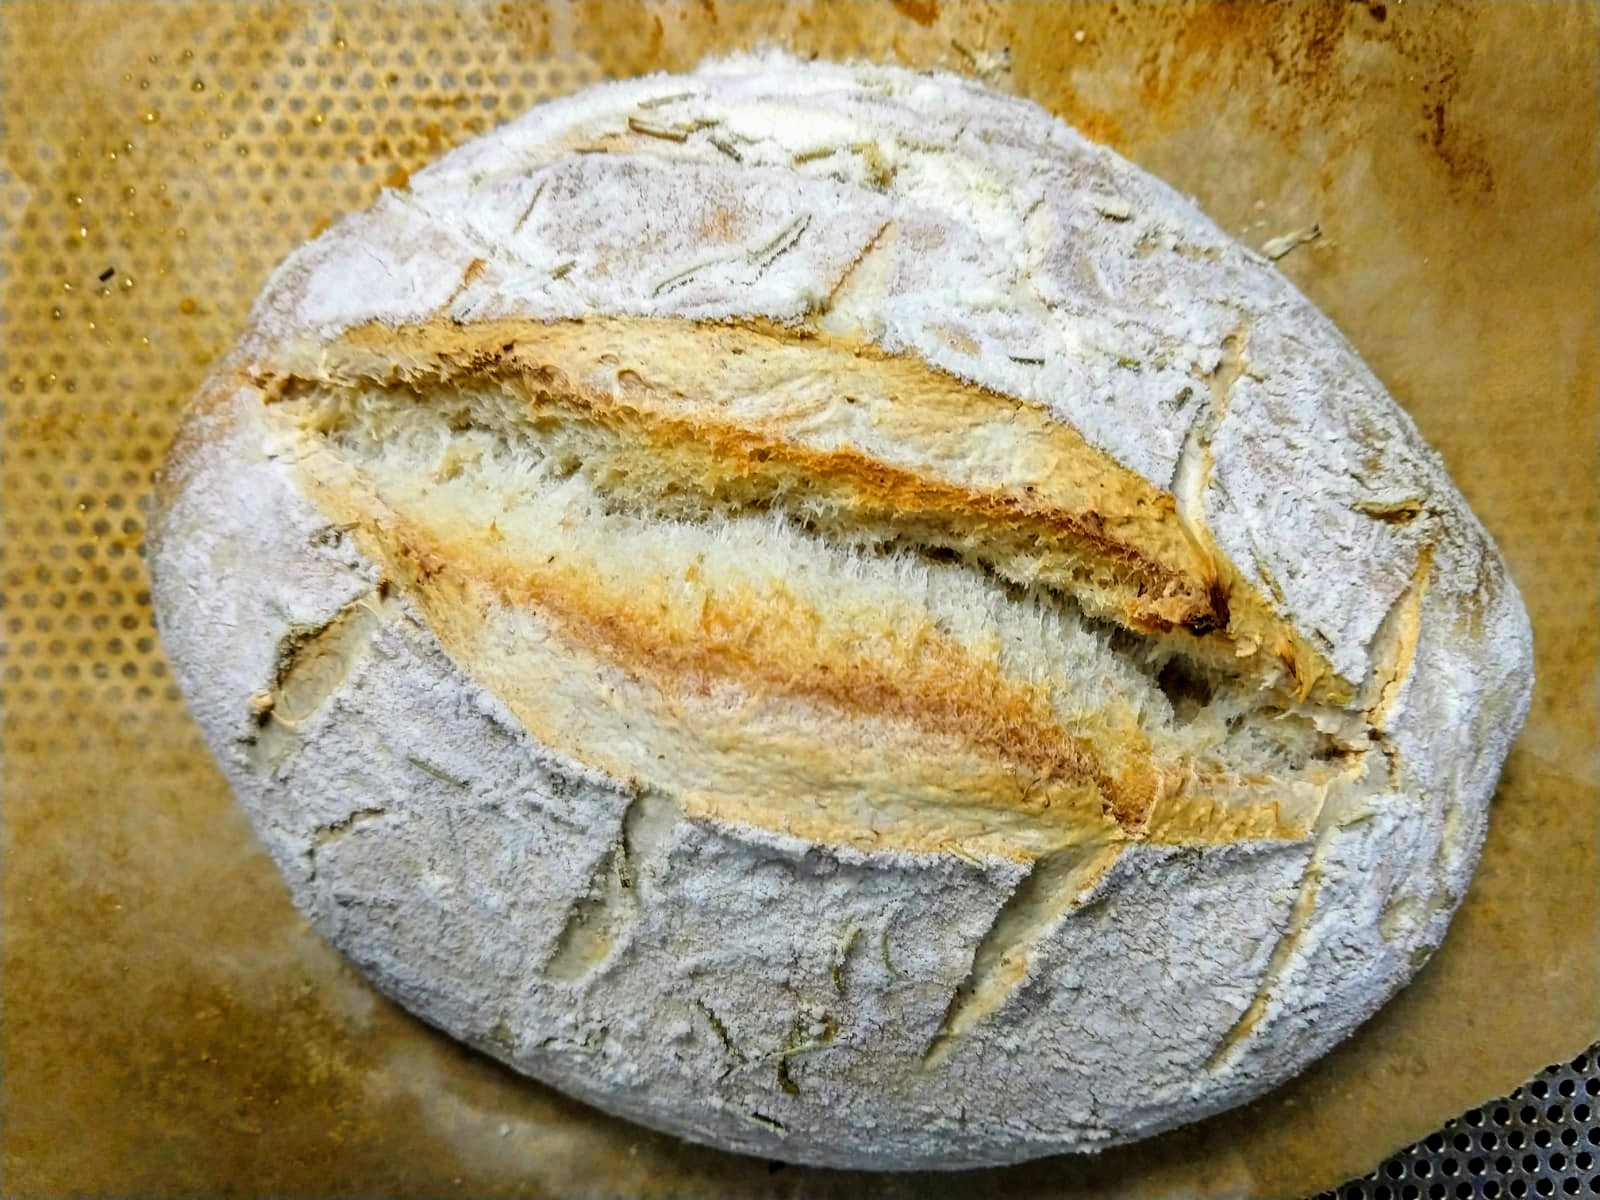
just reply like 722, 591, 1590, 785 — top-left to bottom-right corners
2, 3, 1595, 1196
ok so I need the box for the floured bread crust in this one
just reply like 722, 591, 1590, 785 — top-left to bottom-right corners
149, 54, 1534, 1168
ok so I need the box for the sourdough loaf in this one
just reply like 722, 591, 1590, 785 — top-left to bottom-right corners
149, 53, 1534, 1168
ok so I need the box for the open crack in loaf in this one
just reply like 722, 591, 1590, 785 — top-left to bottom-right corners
150, 52, 1534, 1169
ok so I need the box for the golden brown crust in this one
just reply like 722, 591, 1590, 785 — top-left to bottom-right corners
374, 505, 1135, 822
273, 419, 1328, 860
258, 316, 1344, 702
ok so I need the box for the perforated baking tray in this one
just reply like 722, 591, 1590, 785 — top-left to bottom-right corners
3, 4, 1595, 1196
1324, 1048, 1600, 1200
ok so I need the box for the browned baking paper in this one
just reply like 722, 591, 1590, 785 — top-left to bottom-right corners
2, 3, 1595, 1196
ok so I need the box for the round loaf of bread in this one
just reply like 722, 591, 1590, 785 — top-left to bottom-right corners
150, 54, 1534, 1168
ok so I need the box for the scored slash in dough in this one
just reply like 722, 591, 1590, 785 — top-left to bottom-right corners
150, 53, 1533, 1169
